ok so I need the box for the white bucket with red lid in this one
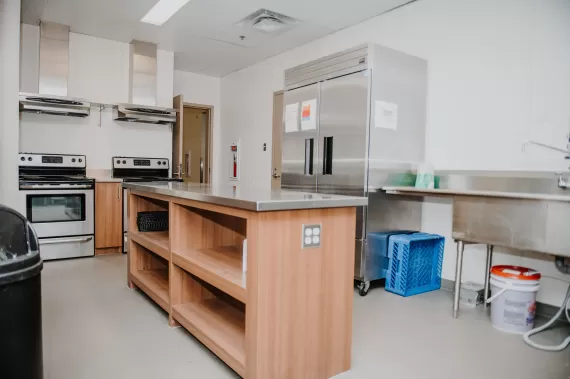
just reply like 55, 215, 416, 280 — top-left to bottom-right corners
486, 265, 541, 334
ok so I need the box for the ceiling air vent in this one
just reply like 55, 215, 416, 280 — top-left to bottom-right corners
237, 9, 300, 34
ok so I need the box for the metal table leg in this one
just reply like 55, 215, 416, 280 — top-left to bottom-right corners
453, 240, 465, 319
484, 245, 494, 308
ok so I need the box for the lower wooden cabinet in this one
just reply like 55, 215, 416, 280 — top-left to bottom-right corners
95, 182, 123, 254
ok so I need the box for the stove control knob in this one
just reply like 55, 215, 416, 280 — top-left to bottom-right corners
28, 157, 32, 161
116, 160, 121, 164
122, 160, 126, 164
157, 161, 162, 165
20, 157, 25, 161
78, 158, 82, 163
72, 158, 76, 163
162, 161, 167, 166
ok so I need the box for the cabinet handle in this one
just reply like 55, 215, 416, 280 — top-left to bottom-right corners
117, 185, 120, 200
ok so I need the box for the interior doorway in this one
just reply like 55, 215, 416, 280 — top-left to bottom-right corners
271, 90, 284, 189
182, 107, 208, 183
172, 95, 213, 184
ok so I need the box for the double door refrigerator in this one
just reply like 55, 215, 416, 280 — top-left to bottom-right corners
281, 44, 428, 295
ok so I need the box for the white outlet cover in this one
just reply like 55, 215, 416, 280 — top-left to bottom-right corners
302, 224, 322, 248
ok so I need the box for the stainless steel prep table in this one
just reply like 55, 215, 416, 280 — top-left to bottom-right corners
383, 172, 570, 318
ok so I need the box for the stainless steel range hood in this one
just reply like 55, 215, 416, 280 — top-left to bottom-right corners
19, 92, 90, 117
112, 104, 176, 125
112, 40, 176, 125
19, 22, 91, 118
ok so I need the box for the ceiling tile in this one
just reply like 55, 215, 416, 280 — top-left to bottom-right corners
22, 0, 415, 77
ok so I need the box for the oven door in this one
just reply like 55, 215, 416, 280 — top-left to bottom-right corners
21, 188, 94, 238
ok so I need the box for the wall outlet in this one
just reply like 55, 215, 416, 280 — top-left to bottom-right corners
302, 224, 321, 248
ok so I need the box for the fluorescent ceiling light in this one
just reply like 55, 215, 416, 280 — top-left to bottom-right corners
141, 0, 191, 26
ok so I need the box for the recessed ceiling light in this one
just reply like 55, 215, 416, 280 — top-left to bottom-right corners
141, 0, 191, 26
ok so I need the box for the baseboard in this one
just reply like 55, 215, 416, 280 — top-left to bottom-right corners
95, 246, 122, 255
441, 279, 565, 321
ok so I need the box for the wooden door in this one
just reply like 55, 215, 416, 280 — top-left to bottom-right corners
95, 182, 123, 253
182, 107, 206, 183
271, 91, 284, 189
172, 94, 184, 178
204, 108, 211, 184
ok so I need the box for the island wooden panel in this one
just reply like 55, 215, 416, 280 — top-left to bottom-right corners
126, 189, 357, 379
245, 208, 356, 379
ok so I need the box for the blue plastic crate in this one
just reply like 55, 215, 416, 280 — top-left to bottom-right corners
367, 231, 417, 281
385, 233, 445, 297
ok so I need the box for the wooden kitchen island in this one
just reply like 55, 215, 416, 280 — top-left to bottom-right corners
123, 182, 367, 379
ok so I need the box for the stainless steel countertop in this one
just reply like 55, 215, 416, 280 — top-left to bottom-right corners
122, 182, 368, 211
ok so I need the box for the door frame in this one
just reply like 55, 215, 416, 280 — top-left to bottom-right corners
173, 96, 214, 184
271, 90, 284, 189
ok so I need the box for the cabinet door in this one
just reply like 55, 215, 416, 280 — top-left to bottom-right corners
95, 183, 123, 249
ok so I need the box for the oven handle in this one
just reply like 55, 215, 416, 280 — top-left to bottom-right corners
20, 184, 94, 190
39, 237, 93, 245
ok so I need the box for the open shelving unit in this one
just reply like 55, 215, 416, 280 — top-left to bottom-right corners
125, 188, 357, 379
129, 242, 170, 311
127, 191, 248, 376
129, 230, 169, 260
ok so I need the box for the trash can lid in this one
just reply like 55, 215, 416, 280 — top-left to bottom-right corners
0, 205, 42, 285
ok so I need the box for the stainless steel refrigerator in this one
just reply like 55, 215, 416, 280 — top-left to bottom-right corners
281, 44, 428, 295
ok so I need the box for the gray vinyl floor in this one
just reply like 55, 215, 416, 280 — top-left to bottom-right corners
42, 255, 570, 379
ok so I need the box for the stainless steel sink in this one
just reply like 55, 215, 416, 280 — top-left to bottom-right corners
384, 171, 570, 258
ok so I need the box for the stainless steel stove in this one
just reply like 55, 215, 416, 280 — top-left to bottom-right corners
112, 156, 182, 252
18, 153, 95, 260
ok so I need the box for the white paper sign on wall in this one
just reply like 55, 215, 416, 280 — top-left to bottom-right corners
284, 103, 299, 133
375, 100, 398, 130
300, 99, 317, 131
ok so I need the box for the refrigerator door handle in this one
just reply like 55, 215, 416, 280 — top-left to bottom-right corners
304, 138, 314, 175
323, 136, 334, 175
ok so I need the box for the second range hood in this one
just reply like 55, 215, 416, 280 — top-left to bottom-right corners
112, 104, 176, 125
114, 40, 176, 126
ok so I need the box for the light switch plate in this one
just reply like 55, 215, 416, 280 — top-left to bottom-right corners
302, 224, 321, 248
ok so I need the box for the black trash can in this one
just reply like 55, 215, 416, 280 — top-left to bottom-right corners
0, 205, 43, 379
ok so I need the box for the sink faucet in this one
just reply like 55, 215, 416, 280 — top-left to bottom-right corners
522, 140, 570, 155
557, 173, 570, 189
522, 140, 570, 189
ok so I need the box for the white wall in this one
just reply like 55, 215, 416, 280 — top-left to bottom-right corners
19, 28, 176, 170
67, 33, 130, 104
19, 110, 172, 169
20, 23, 39, 94
1, 0, 21, 210
173, 70, 222, 184
220, 0, 570, 305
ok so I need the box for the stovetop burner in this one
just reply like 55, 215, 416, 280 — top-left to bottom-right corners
111, 156, 182, 183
